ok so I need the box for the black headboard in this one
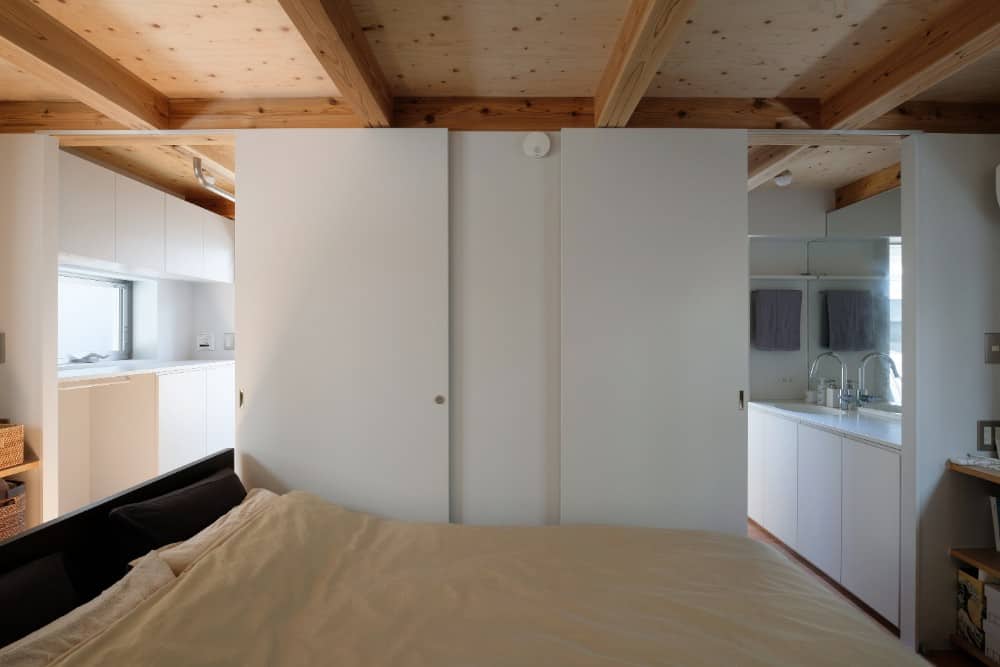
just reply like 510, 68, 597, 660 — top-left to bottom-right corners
0, 449, 235, 601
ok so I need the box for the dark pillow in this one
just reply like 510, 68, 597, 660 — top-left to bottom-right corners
0, 552, 80, 646
109, 469, 246, 551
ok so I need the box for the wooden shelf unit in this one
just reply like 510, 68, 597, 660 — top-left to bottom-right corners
952, 634, 1000, 667
952, 548, 1000, 580
949, 461, 1000, 666
0, 453, 39, 478
949, 461, 1000, 486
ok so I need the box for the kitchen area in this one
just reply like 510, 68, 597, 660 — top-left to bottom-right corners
55, 151, 236, 515
747, 180, 903, 630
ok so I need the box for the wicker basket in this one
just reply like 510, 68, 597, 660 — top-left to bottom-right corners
0, 480, 26, 541
0, 424, 24, 470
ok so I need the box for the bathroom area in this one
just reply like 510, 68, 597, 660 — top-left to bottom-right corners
746, 175, 904, 631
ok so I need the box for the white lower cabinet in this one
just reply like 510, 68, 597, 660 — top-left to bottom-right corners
157, 368, 208, 474
764, 415, 798, 548
747, 407, 767, 524
749, 407, 900, 626
796, 425, 842, 581
205, 364, 236, 454
842, 437, 900, 625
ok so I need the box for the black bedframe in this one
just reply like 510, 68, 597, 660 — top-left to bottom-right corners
0, 449, 235, 603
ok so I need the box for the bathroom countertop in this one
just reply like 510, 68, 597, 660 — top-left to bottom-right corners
58, 359, 234, 385
750, 401, 901, 449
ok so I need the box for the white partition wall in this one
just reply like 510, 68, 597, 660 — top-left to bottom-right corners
236, 129, 450, 522
560, 129, 749, 534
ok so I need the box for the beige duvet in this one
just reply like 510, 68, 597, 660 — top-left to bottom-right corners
53, 492, 925, 666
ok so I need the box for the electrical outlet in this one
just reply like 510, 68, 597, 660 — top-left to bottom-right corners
987, 333, 1000, 364
979, 420, 1000, 450
196, 333, 215, 352
223, 332, 235, 351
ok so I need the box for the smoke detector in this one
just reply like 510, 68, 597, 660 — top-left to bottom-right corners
523, 132, 551, 158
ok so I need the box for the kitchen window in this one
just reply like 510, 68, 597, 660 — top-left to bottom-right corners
57, 272, 132, 365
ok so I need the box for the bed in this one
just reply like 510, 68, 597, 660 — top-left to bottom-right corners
0, 451, 926, 666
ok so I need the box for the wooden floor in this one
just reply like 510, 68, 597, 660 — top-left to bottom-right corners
746, 520, 976, 667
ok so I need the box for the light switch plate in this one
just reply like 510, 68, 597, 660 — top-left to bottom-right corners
223, 332, 235, 351
987, 333, 1000, 364
979, 420, 1000, 450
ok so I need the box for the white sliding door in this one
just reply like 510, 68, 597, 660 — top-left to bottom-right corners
560, 129, 749, 535
236, 130, 450, 522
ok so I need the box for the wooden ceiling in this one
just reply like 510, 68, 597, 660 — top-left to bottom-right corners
0, 0, 999, 209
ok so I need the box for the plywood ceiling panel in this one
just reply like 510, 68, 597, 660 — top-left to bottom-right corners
0, 59, 72, 100
648, 0, 965, 98
916, 48, 1000, 102
351, 0, 630, 96
759, 144, 900, 191
68, 144, 235, 203
32, 0, 339, 98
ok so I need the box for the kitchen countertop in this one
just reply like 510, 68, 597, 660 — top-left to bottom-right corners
58, 359, 234, 385
750, 401, 901, 450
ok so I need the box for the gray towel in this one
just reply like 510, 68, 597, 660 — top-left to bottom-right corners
824, 290, 875, 351
751, 290, 801, 351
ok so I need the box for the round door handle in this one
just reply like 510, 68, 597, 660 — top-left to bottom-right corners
434, 395, 446, 405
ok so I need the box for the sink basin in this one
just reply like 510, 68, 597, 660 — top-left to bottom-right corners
769, 402, 844, 416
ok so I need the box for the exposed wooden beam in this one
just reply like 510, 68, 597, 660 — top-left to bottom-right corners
748, 132, 903, 147
750, 0, 1000, 190
822, 0, 1000, 130
747, 145, 813, 191
393, 97, 594, 130
865, 101, 1000, 133
0, 101, 125, 133
594, 0, 698, 127
0, 0, 168, 129
276, 0, 392, 127
629, 97, 818, 129
5, 98, 1000, 134
56, 133, 234, 148
168, 97, 359, 130
834, 164, 901, 210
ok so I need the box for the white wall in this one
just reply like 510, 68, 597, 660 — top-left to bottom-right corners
449, 132, 560, 525
749, 186, 832, 237
560, 129, 749, 535
902, 134, 1000, 650
192, 282, 235, 360
132, 278, 233, 361
0, 136, 60, 525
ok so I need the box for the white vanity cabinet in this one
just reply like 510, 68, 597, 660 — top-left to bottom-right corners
842, 436, 900, 625
764, 414, 798, 548
748, 405, 900, 626
205, 363, 236, 454
157, 368, 208, 474
747, 406, 767, 524
59, 152, 116, 262
796, 424, 842, 581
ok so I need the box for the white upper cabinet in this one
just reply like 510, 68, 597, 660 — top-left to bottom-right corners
203, 212, 235, 283
164, 195, 205, 277
59, 152, 116, 262
115, 174, 165, 273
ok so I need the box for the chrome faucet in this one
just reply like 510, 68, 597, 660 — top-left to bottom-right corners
809, 352, 845, 392
858, 352, 900, 403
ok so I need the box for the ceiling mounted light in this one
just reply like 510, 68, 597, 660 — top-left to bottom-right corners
774, 170, 794, 187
